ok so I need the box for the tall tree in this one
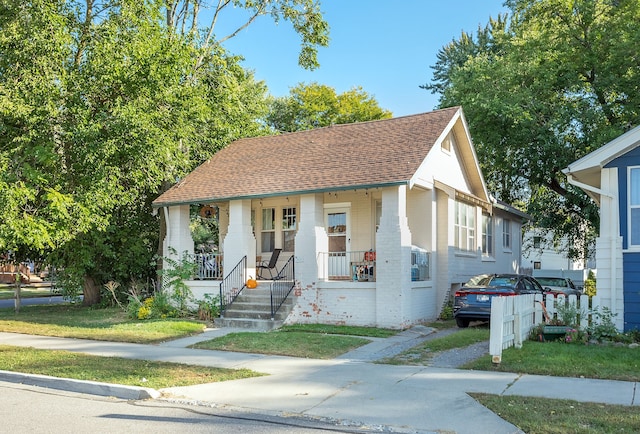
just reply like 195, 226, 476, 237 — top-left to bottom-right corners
266, 82, 392, 132
0, 0, 327, 305
424, 0, 640, 260
164, 0, 329, 70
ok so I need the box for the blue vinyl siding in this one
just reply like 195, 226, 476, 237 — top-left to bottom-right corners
623, 254, 640, 331
605, 147, 640, 249
607, 148, 640, 331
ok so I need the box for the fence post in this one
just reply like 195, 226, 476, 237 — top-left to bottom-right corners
489, 296, 505, 364
514, 296, 522, 349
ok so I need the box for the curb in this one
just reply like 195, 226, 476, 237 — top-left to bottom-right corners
0, 370, 160, 400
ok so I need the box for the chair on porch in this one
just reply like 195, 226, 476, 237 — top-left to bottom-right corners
257, 248, 281, 280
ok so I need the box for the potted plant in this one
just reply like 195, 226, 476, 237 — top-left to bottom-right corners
540, 301, 584, 341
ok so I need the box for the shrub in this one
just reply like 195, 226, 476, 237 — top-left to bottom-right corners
555, 301, 584, 327
564, 327, 588, 344
159, 248, 197, 316
197, 293, 220, 322
439, 300, 453, 320
587, 306, 621, 342
584, 269, 597, 297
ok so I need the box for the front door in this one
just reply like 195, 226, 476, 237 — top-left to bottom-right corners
325, 207, 350, 279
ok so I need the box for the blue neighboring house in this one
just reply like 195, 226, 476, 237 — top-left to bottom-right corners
563, 125, 640, 331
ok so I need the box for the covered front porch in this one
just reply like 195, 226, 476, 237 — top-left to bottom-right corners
161, 184, 437, 329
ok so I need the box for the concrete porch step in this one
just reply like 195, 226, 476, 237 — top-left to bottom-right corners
223, 309, 289, 321
219, 286, 295, 331
215, 317, 284, 331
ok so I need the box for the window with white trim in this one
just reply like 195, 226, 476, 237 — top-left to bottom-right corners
503, 219, 512, 249
454, 201, 475, 251
261, 208, 275, 252
630, 167, 640, 246
282, 207, 297, 252
481, 213, 493, 256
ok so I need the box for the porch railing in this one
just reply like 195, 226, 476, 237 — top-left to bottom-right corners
219, 256, 246, 315
270, 255, 295, 319
317, 249, 431, 282
189, 253, 223, 280
318, 251, 376, 282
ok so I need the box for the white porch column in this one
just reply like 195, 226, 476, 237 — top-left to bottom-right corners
162, 205, 194, 260
223, 199, 256, 278
375, 185, 413, 328
295, 194, 328, 286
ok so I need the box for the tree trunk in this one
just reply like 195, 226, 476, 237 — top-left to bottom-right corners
156, 205, 167, 291
82, 275, 100, 306
13, 272, 21, 313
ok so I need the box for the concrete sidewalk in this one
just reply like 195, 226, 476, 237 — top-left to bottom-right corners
0, 328, 638, 434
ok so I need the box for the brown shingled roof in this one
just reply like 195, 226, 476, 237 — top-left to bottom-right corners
153, 107, 461, 206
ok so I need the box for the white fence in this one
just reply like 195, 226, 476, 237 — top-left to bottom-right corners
489, 293, 600, 363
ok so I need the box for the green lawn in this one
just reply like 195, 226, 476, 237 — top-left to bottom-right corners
464, 340, 640, 382
0, 345, 262, 389
191, 330, 371, 359
472, 393, 640, 434
0, 304, 205, 343
0, 285, 58, 300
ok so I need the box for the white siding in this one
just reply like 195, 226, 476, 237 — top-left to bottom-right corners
420, 133, 471, 194
597, 166, 624, 330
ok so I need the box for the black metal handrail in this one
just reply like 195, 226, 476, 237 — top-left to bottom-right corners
219, 256, 247, 315
270, 255, 295, 319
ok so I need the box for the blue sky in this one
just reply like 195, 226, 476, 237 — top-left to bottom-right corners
218, 1, 508, 117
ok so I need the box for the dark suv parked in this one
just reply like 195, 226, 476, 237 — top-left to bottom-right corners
453, 274, 545, 328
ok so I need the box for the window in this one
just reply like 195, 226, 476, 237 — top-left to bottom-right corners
261, 208, 275, 252
534, 261, 541, 269
442, 133, 453, 152
630, 167, 640, 246
503, 219, 511, 249
481, 213, 493, 256
375, 200, 382, 233
533, 236, 541, 249
282, 207, 296, 252
454, 201, 475, 251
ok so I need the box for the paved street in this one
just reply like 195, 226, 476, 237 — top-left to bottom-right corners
1, 381, 370, 434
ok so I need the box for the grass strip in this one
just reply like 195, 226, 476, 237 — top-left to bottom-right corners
0, 345, 263, 389
472, 393, 640, 434
0, 287, 57, 300
0, 305, 205, 344
192, 331, 370, 359
463, 340, 640, 382
278, 323, 397, 338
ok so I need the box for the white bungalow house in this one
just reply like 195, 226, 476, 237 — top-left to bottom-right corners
152, 107, 529, 329
563, 124, 640, 332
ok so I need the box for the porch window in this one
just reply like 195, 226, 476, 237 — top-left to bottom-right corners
261, 208, 275, 252
454, 201, 475, 251
481, 213, 493, 256
282, 207, 297, 252
630, 167, 640, 246
503, 219, 512, 250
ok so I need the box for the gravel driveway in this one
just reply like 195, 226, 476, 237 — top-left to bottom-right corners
370, 325, 490, 368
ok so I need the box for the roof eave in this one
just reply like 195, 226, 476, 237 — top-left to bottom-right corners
152, 180, 409, 208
